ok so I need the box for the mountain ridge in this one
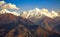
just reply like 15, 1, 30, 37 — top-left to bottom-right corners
0, 13, 60, 37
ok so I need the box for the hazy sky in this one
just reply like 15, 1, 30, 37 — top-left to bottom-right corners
1, 0, 60, 12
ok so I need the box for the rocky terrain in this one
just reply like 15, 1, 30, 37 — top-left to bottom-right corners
0, 13, 60, 37
0, 1, 60, 37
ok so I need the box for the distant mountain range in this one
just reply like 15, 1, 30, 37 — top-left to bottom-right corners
0, 1, 60, 37
21, 8, 59, 18
21, 8, 60, 31
0, 13, 60, 37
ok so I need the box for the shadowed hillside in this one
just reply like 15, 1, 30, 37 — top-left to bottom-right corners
0, 13, 60, 37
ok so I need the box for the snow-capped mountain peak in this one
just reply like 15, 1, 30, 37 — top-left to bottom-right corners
26, 8, 42, 18
34, 8, 40, 12
51, 10, 58, 16
23, 8, 59, 19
